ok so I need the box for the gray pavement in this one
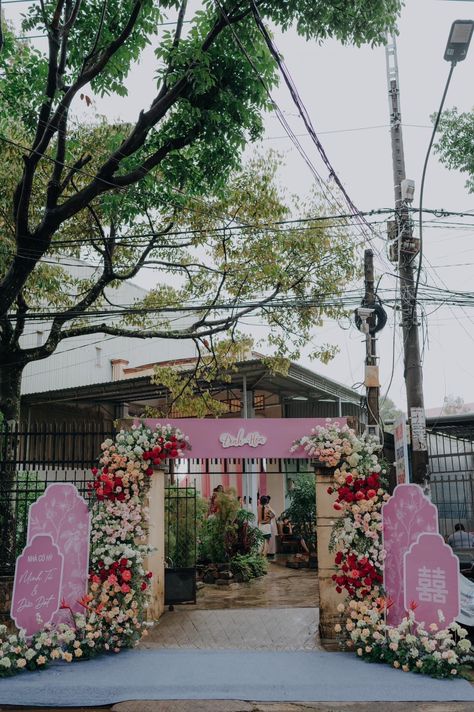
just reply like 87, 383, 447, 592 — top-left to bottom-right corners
143, 606, 320, 650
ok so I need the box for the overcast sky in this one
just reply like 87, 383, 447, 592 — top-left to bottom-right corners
6, 0, 474, 412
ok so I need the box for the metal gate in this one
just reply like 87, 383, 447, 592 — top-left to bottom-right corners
428, 428, 474, 538
164, 483, 197, 606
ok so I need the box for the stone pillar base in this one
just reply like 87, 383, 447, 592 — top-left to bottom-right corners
315, 466, 345, 646
145, 469, 165, 621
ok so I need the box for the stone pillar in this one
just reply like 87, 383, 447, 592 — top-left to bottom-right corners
315, 465, 345, 648
145, 469, 166, 621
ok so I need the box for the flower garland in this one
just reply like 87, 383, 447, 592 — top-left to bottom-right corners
292, 421, 472, 678
0, 423, 190, 677
292, 422, 387, 601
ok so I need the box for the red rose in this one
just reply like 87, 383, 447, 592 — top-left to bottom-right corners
327, 487, 333, 495
170, 449, 178, 458
335, 551, 343, 565
345, 475, 353, 484
146, 467, 153, 476
333, 502, 342, 511
355, 491, 365, 501
120, 559, 128, 567
141, 582, 148, 591
91, 467, 98, 475
146, 571, 153, 579
367, 489, 377, 499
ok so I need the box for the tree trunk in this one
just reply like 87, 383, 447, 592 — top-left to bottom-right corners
0, 359, 23, 425
0, 360, 24, 574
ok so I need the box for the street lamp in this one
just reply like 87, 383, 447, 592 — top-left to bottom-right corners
444, 19, 474, 63
413, 19, 474, 320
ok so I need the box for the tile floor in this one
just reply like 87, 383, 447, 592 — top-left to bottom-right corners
143, 559, 320, 650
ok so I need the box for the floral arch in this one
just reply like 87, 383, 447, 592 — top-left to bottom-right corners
292, 422, 471, 678
0, 423, 189, 676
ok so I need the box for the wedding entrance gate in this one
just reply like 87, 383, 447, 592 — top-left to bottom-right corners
143, 417, 346, 635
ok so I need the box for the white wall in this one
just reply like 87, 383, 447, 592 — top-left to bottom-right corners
21, 258, 197, 395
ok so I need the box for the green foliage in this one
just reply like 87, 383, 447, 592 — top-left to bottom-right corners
165, 486, 207, 567
380, 396, 403, 433
283, 472, 316, 551
198, 489, 263, 563
14, 472, 46, 553
435, 108, 474, 194
0, 1, 402, 422
230, 552, 267, 582
149, 336, 253, 417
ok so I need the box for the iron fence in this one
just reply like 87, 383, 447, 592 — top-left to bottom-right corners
1, 421, 115, 469
0, 422, 114, 575
428, 429, 474, 538
164, 483, 198, 606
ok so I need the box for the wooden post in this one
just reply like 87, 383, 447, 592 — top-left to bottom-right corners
315, 465, 345, 648
145, 468, 166, 620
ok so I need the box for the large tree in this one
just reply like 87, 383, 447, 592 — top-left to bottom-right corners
0, 1, 402, 423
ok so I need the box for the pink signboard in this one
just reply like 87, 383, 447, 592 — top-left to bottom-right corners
404, 533, 460, 626
382, 484, 438, 626
27, 483, 91, 620
11, 534, 63, 636
142, 418, 346, 460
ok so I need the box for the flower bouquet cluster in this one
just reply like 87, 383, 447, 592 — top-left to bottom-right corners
336, 599, 471, 678
293, 422, 388, 602
0, 423, 190, 678
293, 421, 471, 678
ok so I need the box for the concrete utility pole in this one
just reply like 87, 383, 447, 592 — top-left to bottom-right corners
364, 250, 380, 429
385, 34, 429, 487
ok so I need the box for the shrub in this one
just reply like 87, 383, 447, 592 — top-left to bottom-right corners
165, 486, 207, 568
283, 473, 316, 551
230, 553, 267, 581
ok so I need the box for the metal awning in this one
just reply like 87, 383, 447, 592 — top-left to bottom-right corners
22, 358, 361, 409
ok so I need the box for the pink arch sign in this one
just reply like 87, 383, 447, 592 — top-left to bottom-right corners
141, 418, 346, 460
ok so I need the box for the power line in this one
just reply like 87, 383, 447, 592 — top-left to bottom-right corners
248, 0, 384, 258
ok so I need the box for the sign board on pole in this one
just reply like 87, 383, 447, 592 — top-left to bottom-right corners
410, 407, 427, 451
394, 414, 410, 485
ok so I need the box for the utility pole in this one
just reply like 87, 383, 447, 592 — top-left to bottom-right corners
385, 34, 429, 487
364, 250, 380, 429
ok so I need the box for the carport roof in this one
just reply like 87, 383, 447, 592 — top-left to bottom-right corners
22, 358, 361, 408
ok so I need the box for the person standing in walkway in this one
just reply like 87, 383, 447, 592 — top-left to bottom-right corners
266, 495, 277, 558
208, 484, 224, 517
258, 495, 275, 556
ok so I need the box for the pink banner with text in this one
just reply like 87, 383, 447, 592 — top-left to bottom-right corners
141, 418, 346, 460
